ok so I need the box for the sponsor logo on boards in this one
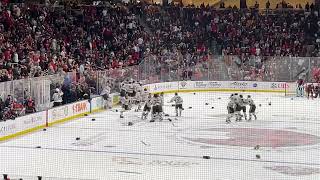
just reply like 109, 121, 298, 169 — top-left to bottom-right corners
52, 106, 68, 120
271, 83, 289, 89
73, 102, 88, 114
230, 82, 248, 88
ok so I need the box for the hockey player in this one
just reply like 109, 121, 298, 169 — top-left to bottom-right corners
238, 95, 248, 121
247, 95, 257, 121
120, 80, 128, 97
141, 93, 152, 120
306, 83, 314, 99
126, 81, 135, 97
134, 81, 143, 95
226, 98, 236, 123
150, 94, 163, 122
314, 84, 320, 98
296, 79, 304, 97
136, 88, 149, 112
169, 92, 183, 116
120, 94, 130, 118
233, 93, 242, 121
160, 92, 165, 115
100, 84, 111, 109
141, 88, 149, 102
134, 81, 143, 110
125, 81, 136, 109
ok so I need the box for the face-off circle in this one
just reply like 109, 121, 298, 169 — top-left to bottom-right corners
183, 128, 320, 148
265, 166, 320, 176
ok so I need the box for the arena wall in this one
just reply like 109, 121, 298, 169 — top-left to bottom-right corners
0, 94, 120, 142
144, 81, 297, 95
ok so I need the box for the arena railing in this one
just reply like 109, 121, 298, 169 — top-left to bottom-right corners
137, 55, 320, 84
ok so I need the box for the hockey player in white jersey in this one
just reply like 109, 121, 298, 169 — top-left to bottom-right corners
247, 95, 257, 121
232, 93, 242, 121
134, 90, 143, 112
226, 97, 236, 123
160, 92, 165, 115
141, 88, 149, 102
124, 81, 136, 109
120, 94, 130, 118
141, 94, 152, 120
150, 94, 163, 122
100, 84, 111, 109
136, 88, 149, 112
169, 92, 183, 116
134, 81, 142, 94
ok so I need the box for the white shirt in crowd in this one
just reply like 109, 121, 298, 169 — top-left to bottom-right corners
52, 90, 63, 103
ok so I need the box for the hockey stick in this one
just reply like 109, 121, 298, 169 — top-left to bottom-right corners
140, 140, 151, 146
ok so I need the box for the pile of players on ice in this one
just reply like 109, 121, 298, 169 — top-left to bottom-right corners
227, 93, 257, 123
112, 80, 183, 122
101, 80, 257, 124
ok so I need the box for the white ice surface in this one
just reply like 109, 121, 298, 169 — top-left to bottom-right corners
1, 92, 320, 180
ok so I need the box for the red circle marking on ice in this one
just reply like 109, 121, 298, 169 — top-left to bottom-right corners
183, 128, 320, 148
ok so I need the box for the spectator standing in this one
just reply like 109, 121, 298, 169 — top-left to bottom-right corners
52, 88, 63, 107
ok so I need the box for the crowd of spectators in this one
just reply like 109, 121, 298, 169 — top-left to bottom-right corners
140, 3, 320, 82
0, 0, 319, 121
0, 94, 35, 121
0, 1, 146, 83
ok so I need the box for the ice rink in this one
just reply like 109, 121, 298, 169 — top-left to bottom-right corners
1, 92, 320, 180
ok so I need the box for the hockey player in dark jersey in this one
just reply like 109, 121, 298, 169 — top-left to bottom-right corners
247, 95, 257, 121
169, 92, 184, 116
238, 95, 248, 121
120, 80, 128, 97
126, 81, 136, 97
314, 84, 320, 98
306, 83, 315, 99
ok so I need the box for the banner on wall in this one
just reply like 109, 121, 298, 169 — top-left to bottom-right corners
193, 81, 222, 89
179, 81, 188, 89
270, 82, 289, 89
229, 81, 249, 89
0, 111, 46, 137
48, 100, 90, 123
144, 81, 296, 94
0, 96, 106, 140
